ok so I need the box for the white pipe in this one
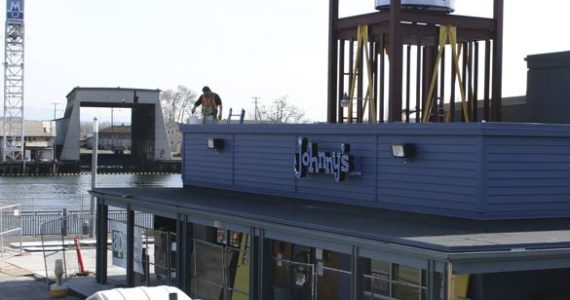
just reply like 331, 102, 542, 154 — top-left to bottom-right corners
90, 117, 99, 237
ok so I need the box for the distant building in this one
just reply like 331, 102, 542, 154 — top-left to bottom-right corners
86, 125, 131, 152
0, 119, 55, 161
166, 122, 182, 158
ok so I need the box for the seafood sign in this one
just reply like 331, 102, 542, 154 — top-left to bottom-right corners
294, 137, 354, 182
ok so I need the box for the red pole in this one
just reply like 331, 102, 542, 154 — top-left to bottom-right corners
74, 236, 86, 273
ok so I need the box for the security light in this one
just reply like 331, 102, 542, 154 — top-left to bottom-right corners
391, 144, 415, 159
208, 138, 224, 152
340, 92, 350, 108
13, 207, 20, 216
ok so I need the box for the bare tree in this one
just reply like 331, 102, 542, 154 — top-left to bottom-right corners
160, 85, 197, 123
258, 96, 307, 124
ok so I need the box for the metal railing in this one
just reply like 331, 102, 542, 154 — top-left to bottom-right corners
0, 209, 153, 237
0, 204, 23, 261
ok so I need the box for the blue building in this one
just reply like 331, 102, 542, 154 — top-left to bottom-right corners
91, 1, 570, 299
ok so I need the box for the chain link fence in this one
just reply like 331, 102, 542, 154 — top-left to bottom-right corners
40, 210, 153, 287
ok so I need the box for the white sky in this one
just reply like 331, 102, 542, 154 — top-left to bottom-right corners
7, 1, 570, 122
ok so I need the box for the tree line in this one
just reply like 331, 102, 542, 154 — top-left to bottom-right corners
160, 85, 307, 124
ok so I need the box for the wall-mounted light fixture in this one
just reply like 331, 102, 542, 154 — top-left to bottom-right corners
391, 144, 416, 160
208, 138, 224, 152
341, 92, 350, 108
13, 207, 20, 216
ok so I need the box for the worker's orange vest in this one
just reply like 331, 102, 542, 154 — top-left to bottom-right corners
202, 95, 217, 116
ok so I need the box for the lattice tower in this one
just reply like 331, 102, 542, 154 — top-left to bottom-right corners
2, 0, 25, 161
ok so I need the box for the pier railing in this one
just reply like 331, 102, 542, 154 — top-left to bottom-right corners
1, 209, 153, 237
0, 204, 23, 261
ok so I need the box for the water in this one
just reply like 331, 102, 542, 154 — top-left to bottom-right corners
0, 174, 182, 211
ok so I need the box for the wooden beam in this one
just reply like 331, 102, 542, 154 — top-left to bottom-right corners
327, 0, 339, 123
389, 0, 403, 122
492, 0, 503, 121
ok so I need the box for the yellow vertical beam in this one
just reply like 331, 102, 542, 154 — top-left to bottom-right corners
347, 25, 376, 123
422, 25, 469, 123
347, 26, 364, 123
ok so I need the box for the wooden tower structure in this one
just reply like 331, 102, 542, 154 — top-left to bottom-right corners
326, 0, 504, 123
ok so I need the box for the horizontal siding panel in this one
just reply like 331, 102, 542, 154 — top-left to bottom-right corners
234, 172, 292, 184
487, 186, 570, 196
234, 179, 294, 193
234, 153, 291, 161
378, 159, 479, 170
187, 160, 233, 170
297, 171, 375, 186
487, 154, 570, 163
234, 139, 295, 147
379, 180, 477, 196
487, 195, 570, 204
486, 170, 570, 179
186, 169, 232, 179
235, 159, 293, 170
233, 149, 292, 156
486, 145, 570, 154
484, 201, 570, 212
235, 166, 292, 176
486, 178, 570, 187
377, 173, 475, 187
297, 176, 377, 190
378, 188, 478, 205
487, 162, 570, 171
379, 135, 478, 144
377, 143, 480, 154
295, 187, 375, 203
486, 137, 570, 146
378, 194, 480, 212
378, 167, 478, 178
378, 152, 479, 162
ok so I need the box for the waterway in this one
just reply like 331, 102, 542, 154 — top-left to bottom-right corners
0, 174, 182, 211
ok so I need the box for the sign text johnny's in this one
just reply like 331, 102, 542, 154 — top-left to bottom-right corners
294, 137, 355, 182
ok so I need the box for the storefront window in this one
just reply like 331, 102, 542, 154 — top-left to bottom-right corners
190, 226, 249, 300
270, 239, 352, 300
364, 259, 427, 300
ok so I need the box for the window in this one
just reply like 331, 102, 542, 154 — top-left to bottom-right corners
364, 260, 428, 300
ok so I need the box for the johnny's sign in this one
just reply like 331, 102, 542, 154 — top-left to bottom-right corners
294, 137, 354, 182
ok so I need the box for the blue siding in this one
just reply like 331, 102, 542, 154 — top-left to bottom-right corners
234, 134, 296, 193
377, 134, 481, 216
484, 135, 570, 217
181, 123, 570, 219
183, 133, 234, 186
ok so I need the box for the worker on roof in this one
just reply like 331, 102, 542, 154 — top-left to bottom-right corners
191, 86, 223, 124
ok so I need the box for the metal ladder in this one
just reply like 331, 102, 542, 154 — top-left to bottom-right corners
226, 108, 245, 124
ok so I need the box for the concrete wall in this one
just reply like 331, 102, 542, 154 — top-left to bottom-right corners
57, 87, 171, 161
181, 123, 570, 219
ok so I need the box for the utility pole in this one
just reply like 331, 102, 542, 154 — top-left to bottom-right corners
252, 96, 261, 121
52, 103, 58, 120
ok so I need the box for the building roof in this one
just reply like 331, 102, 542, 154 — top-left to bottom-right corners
91, 186, 570, 274
99, 125, 131, 134
0, 119, 54, 137
66, 87, 161, 98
